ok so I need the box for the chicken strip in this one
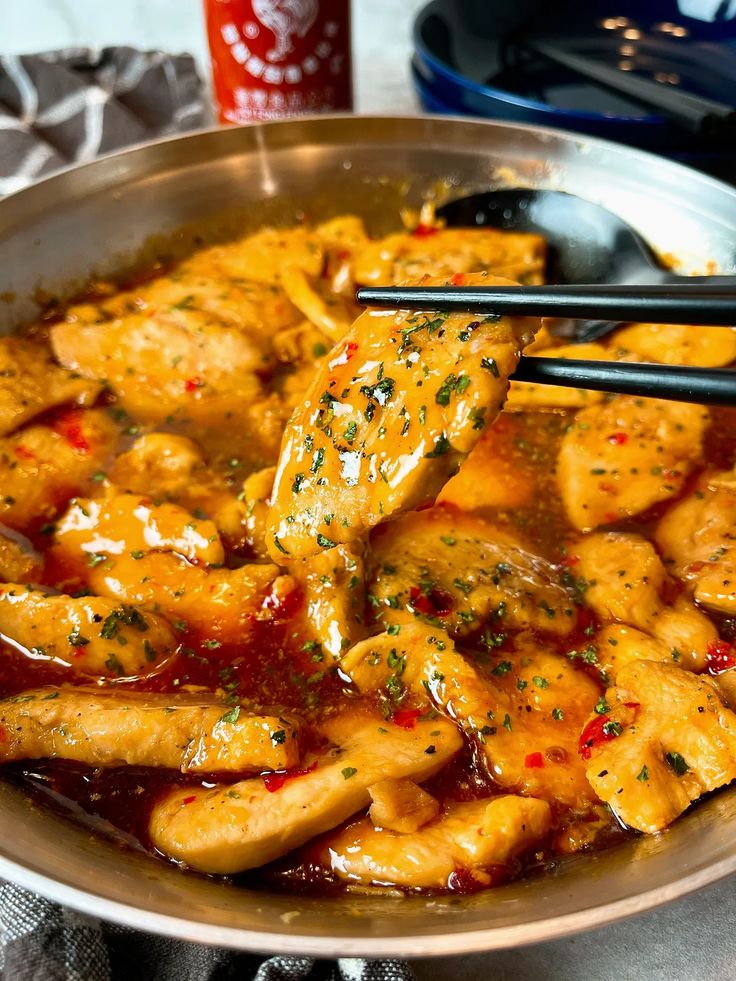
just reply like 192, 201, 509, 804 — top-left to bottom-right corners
0, 586, 176, 679
437, 417, 534, 511
367, 777, 440, 833
149, 710, 462, 874
322, 795, 551, 890
0, 336, 101, 437
656, 465, 736, 615
0, 409, 119, 532
0, 687, 300, 773
353, 228, 546, 286
47, 549, 281, 644
341, 624, 598, 807
368, 507, 574, 638
0, 531, 42, 583
612, 323, 736, 368
51, 307, 273, 427
108, 433, 248, 549
575, 532, 713, 673
582, 660, 736, 833
289, 542, 366, 660
52, 494, 224, 567
267, 273, 540, 559
557, 396, 708, 531
193, 226, 324, 285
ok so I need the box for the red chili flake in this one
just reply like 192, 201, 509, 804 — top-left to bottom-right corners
13, 445, 36, 461
412, 223, 438, 238
392, 708, 422, 729
623, 702, 641, 711
707, 640, 736, 674
184, 377, 204, 393
559, 554, 580, 567
263, 760, 318, 793
344, 341, 359, 361
450, 272, 467, 285
409, 585, 454, 617
604, 511, 618, 524
72, 647, 87, 658
524, 752, 544, 769
688, 561, 707, 573
578, 714, 621, 760
52, 410, 90, 453
336, 249, 351, 262
607, 432, 628, 445
181, 795, 197, 805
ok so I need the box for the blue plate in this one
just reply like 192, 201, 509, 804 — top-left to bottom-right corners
412, 0, 736, 162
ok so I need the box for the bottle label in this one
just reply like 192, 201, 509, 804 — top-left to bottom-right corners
205, 0, 353, 122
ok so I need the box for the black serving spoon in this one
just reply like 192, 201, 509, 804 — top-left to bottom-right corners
436, 188, 736, 341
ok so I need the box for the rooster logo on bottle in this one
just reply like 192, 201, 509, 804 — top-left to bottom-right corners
252, 0, 320, 62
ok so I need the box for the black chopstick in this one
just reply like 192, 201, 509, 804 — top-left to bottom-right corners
516, 358, 736, 405
523, 38, 736, 139
356, 283, 736, 325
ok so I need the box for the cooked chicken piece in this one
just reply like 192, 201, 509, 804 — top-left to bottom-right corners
0, 686, 300, 773
594, 621, 714, 685
557, 396, 708, 531
342, 625, 598, 807
47, 547, 280, 643
323, 795, 551, 889
193, 227, 324, 285
108, 433, 248, 549
715, 667, 736, 711
507, 343, 614, 409
290, 542, 366, 660
656, 466, 736, 615
267, 275, 540, 559
612, 323, 736, 368
0, 587, 176, 679
575, 532, 713, 673
353, 228, 546, 286
63, 268, 300, 335
368, 508, 574, 638
368, 777, 440, 833
51, 307, 273, 427
438, 417, 534, 511
240, 466, 276, 561
0, 336, 101, 437
582, 660, 736, 833
237, 465, 364, 656
52, 495, 224, 566
0, 409, 119, 532
149, 710, 462, 874
315, 215, 369, 296
281, 268, 352, 341
0, 530, 42, 583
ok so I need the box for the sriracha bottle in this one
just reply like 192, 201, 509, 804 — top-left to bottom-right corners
203, 0, 353, 123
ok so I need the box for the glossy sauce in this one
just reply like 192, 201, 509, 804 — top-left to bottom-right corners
4, 400, 732, 896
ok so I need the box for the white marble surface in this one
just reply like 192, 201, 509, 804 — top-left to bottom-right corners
2, 2, 736, 977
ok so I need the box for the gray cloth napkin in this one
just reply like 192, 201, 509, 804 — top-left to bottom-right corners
0, 46, 206, 196
0, 46, 411, 981
0, 879, 414, 981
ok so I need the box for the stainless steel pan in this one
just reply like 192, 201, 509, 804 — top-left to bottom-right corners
1, 115, 735, 956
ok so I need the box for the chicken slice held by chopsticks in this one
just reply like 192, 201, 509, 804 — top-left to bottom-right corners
266, 273, 540, 560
